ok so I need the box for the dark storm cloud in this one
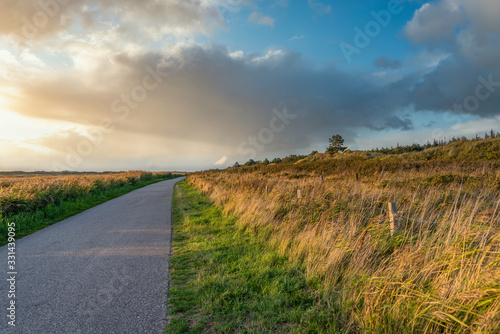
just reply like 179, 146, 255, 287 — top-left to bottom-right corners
374, 56, 402, 70
404, 0, 500, 117
10, 45, 415, 156
410, 55, 500, 117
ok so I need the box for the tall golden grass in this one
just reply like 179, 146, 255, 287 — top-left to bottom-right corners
189, 162, 500, 332
0, 171, 173, 215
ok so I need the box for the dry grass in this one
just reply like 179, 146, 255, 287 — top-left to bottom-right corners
189, 154, 500, 332
0, 171, 175, 215
0, 171, 180, 244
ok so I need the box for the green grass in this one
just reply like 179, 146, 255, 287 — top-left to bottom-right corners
0, 175, 180, 245
166, 180, 342, 334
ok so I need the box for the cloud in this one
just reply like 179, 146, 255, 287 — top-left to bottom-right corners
248, 12, 275, 28
374, 56, 402, 70
458, 0, 500, 36
289, 35, 305, 41
4, 43, 423, 168
273, 0, 289, 8
409, 56, 500, 117
403, 0, 500, 118
251, 49, 287, 64
214, 155, 228, 165
354, 115, 500, 150
0, 0, 239, 43
405, 0, 500, 47
368, 116, 414, 131
404, 1, 465, 45
308, 0, 332, 15
27, 128, 93, 154
229, 50, 244, 59
3, 0, 500, 171
0, 49, 19, 66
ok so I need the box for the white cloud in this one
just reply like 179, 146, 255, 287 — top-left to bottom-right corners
0, 50, 19, 65
308, 0, 332, 15
251, 49, 285, 64
248, 12, 275, 28
0, 0, 243, 44
229, 50, 244, 59
404, 0, 465, 44
20, 50, 47, 68
405, 0, 500, 46
289, 35, 305, 41
214, 155, 228, 165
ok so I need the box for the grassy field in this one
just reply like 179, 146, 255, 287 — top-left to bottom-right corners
0, 171, 181, 245
179, 137, 500, 333
167, 180, 338, 333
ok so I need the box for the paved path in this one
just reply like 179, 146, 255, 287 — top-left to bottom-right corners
1, 177, 184, 334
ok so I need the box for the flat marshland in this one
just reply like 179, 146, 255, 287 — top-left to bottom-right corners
173, 137, 500, 333
0, 171, 180, 244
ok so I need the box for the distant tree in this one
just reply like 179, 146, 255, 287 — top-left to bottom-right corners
244, 159, 257, 166
232, 162, 241, 168
309, 150, 319, 156
263, 158, 270, 165
327, 134, 347, 154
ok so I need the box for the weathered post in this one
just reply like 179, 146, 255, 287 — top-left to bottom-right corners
320, 175, 324, 183
388, 202, 398, 236
355, 173, 359, 182
266, 185, 269, 194
297, 189, 302, 200
381, 166, 386, 176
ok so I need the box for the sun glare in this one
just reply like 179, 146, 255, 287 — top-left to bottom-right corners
0, 94, 80, 144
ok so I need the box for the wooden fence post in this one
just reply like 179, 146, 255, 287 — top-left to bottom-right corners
297, 189, 302, 200
388, 202, 398, 236
381, 166, 386, 176
320, 175, 324, 183
266, 185, 269, 194
355, 173, 359, 182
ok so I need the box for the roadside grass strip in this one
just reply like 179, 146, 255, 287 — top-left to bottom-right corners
166, 180, 340, 334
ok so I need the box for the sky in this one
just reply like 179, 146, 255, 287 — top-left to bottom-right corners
1, 0, 500, 172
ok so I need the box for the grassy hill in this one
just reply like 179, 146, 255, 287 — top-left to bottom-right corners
180, 136, 500, 333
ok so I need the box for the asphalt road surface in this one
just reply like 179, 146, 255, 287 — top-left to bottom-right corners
1, 177, 184, 334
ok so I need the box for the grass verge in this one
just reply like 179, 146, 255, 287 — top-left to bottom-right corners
166, 180, 340, 334
0, 175, 180, 245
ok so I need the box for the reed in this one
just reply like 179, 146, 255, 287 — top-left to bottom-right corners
188, 142, 500, 333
